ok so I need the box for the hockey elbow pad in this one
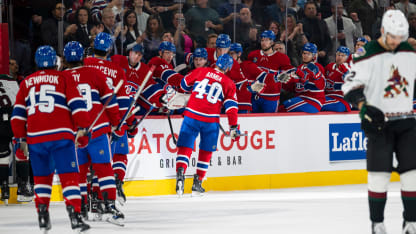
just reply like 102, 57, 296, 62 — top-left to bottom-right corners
344, 87, 366, 108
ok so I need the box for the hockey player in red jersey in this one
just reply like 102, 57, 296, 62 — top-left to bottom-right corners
280, 43, 326, 113
175, 54, 241, 197
243, 30, 293, 113
321, 46, 351, 112
83, 32, 131, 219
63, 41, 125, 225
11, 46, 90, 233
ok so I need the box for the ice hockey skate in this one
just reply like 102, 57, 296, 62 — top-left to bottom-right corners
80, 196, 89, 220
403, 221, 416, 234
38, 204, 51, 233
1, 181, 9, 205
90, 192, 103, 221
17, 180, 33, 202
176, 167, 184, 197
115, 175, 126, 206
66, 205, 90, 233
102, 191, 125, 226
191, 174, 205, 197
372, 222, 387, 234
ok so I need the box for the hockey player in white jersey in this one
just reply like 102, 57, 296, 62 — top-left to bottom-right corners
342, 10, 416, 234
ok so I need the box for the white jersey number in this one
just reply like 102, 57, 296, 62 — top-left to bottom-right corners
194, 78, 222, 104
28, 85, 55, 115
77, 83, 93, 111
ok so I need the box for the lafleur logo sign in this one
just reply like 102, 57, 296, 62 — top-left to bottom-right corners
329, 123, 367, 161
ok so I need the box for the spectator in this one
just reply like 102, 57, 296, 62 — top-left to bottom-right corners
65, 0, 93, 24
264, 0, 297, 25
242, 0, 266, 25
348, 0, 381, 39
395, 0, 416, 17
301, 1, 332, 66
142, 14, 164, 62
101, 7, 125, 55
9, 59, 24, 84
185, 0, 223, 48
111, 0, 125, 23
40, 2, 75, 54
171, 11, 194, 54
217, 1, 247, 39
206, 33, 218, 48
144, 0, 180, 30
324, 2, 363, 62
132, 0, 149, 34
67, 6, 94, 49
122, 10, 142, 52
234, 7, 259, 53
280, 15, 308, 67
269, 20, 281, 40
409, 12, 416, 38
91, 0, 110, 23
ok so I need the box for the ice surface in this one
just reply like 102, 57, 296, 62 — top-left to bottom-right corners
0, 183, 404, 234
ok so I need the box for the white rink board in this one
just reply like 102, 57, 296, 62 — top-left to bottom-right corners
125, 113, 366, 181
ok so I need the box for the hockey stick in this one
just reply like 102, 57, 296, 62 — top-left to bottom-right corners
386, 113, 416, 121
88, 80, 124, 133
129, 104, 156, 130
219, 123, 247, 137
115, 65, 156, 131
174, 63, 187, 73
167, 112, 177, 145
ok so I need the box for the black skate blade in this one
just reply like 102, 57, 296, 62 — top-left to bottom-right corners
17, 195, 33, 203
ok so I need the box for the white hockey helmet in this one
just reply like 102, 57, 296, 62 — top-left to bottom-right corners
381, 9, 409, 41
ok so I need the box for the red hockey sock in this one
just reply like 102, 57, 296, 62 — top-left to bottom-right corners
92, 175, 102, 200
78, 163, 90, 205
196, 149, 212, 181
176, 147, 192, 173
112, 154, 127, 182
93, 163, 116, 201
59, 172, 82, 213
33, 173, 54, 212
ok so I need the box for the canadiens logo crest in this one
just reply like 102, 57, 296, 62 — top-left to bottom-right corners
384, 65, 409, 98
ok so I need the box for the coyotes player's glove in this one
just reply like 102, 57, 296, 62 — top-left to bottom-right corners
13, 137, 28, 158
76, 128, 90, 148
229, 125, 241, 142
359, 103, 385, 134
248, 81, 266, 94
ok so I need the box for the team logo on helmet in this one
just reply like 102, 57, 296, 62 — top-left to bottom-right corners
384, 65, 409, 98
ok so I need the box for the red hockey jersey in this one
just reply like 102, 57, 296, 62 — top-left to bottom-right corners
83, 57, 130, 122
246, 50, 293, 100
180, 67, 238, 126
324, 62, 350, 97
11, 69, 89, 144
62, 66, 121, 139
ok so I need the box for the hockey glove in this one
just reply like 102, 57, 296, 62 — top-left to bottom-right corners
76, 128, 90, 148
274, 68, 296, 84
160, 85, 176, 105
111, 127, 125, 143
127, 118, 138, 139
248, 81, 266, 94
229, 125, 241, 142
13, 137, 28, 157
359, 104, 385, 134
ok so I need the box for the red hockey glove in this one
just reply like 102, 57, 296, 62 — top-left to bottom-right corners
76, 128, 90, 148
111, 127, 125, 142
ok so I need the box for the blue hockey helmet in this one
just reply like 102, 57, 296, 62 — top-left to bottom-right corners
159, 41, 176, 53
230, 43, 243, 53
216, 54, 234, 71
336, 46, 350, 56
35, 45, 57, 68
356, 37, 368, 44
94, 32, 113, 52
193, 48, 208, 59
64, 41, 84, 62
216, 34, 231, 48
302, 42, 318, 54
131, 43, 144, 54
260, 30, 276, 41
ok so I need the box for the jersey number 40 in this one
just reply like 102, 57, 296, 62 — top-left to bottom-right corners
194, 78, 222, 104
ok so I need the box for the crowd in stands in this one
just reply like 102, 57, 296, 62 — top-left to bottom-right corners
3, 0, 416, 113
